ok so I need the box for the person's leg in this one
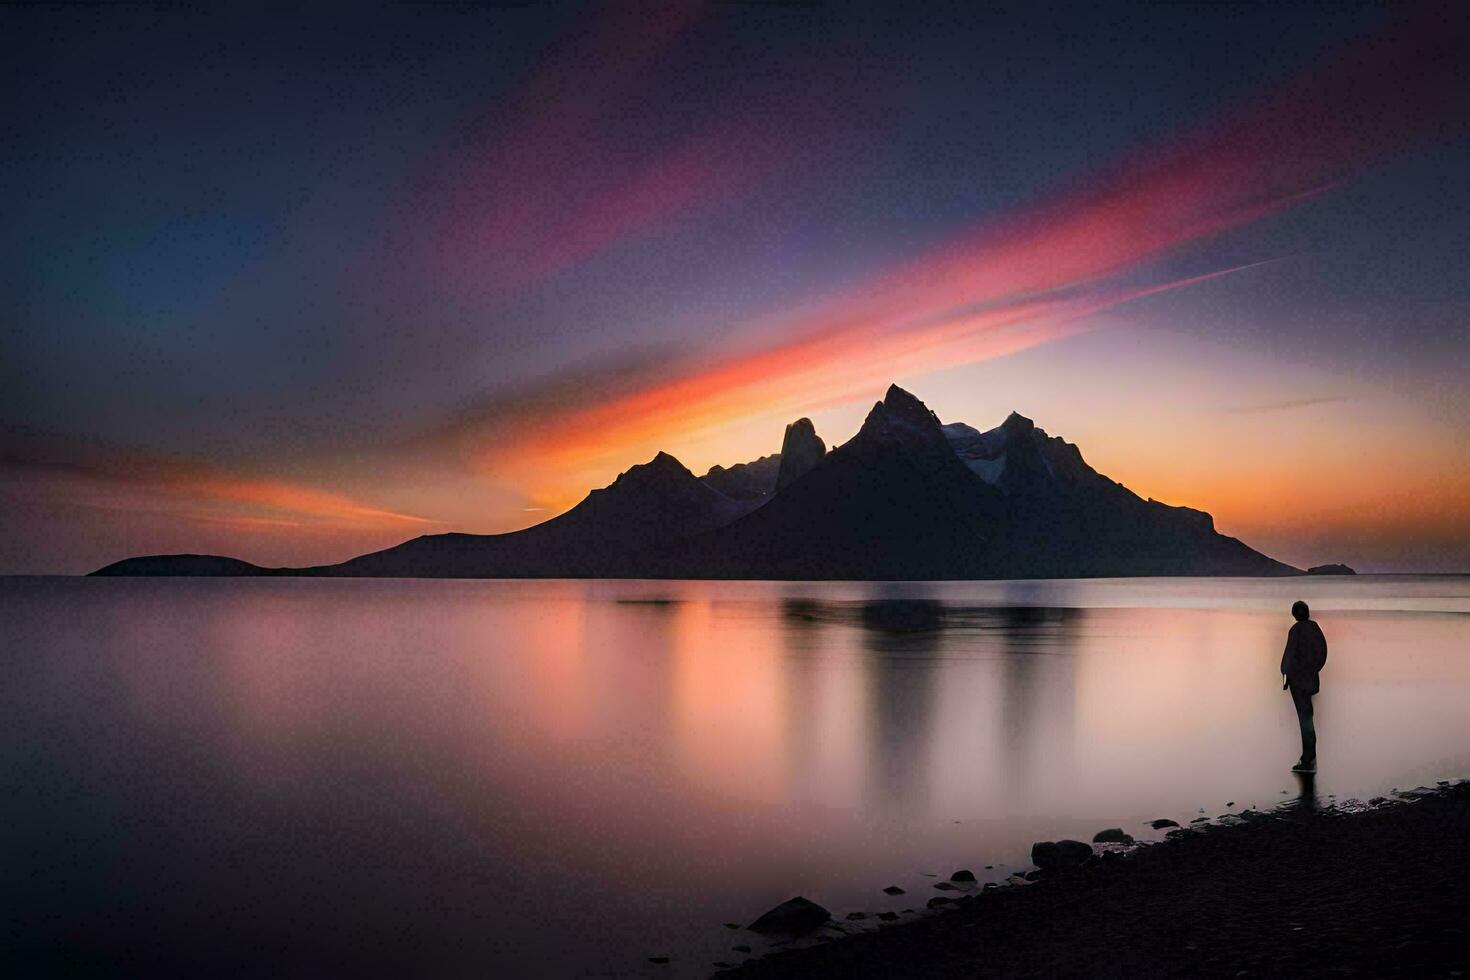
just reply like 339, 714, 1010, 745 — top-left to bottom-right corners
1290, 686, 1316, 761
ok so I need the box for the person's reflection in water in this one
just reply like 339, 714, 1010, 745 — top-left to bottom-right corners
1291, 769, 1318, 815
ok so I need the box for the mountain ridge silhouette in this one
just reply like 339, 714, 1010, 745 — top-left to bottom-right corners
91, 384, 1301, 579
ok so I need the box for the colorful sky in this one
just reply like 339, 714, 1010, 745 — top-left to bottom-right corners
3, 3, 1467, 574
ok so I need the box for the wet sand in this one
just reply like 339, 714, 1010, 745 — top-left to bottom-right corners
720, 780, 1470, 978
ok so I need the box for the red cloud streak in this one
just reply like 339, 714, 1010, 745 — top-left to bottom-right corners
473, 6, 1469, 483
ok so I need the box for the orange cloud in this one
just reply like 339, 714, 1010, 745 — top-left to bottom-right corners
1, 432, 434, 531
183, 473, 433, 528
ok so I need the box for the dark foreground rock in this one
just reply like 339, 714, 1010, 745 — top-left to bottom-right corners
1030, 839, 1092, 871
1092, 827, 1135, 844
720, 781, 1470, 978
746, 897, 830, 934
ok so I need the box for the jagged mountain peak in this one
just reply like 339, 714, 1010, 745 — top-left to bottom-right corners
882, 384, 940, 422
610, 450, 696, 488
785, 417, 819, 440
855, 385, 948, 449
588, 450, 744, 515
701, 452, 781, 501
776, 417, 826, 490
1001, 411, 1035, 435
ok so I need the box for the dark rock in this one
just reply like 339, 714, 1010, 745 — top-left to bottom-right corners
926, 897, 954, 909
701, 453, 781, 501
1092, 828, 1134, 844
950, 869, 977, 882
648, 956, 669, 964
1149, 819, 1180, 829
775, 418, 827, 491
932, 881, 959, 891
845, 912, 867, 921
1306, 563, 1356, 575
723, 923, 741, 930
1167, 828, 1202, 840
1024, 870, 1047, 881
747, 896, 831, 934
91, 554, 272, 577
1191, 817, 1211, 824
713, 963, 734, 970
732, 945, 752, 953
882, 885, 905, 895
1031, 839, 1093, 870
877, 912, 899, 921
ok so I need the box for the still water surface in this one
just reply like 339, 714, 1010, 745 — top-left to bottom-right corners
5, 575, 1468, 976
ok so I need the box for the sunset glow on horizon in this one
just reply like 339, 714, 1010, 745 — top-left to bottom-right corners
3, 3, 1467, 573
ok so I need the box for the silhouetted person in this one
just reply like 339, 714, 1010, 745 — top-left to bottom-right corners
1280, 600, 1327, 772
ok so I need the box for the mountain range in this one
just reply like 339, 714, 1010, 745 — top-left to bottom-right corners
93, 385, 1300, 579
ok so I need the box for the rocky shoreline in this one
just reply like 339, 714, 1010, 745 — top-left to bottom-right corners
710, 779, 1470, 978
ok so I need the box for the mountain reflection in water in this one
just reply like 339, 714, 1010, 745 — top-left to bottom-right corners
4, 575, 1468, 976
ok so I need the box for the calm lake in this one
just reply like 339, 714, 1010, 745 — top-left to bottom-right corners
5, 575, 1468, 976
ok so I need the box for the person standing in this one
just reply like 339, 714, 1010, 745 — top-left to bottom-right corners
1280, 600, 1328, 772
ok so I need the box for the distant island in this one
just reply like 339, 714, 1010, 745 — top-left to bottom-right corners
94, 384, 1317, 580
1306, 563, 1357, 575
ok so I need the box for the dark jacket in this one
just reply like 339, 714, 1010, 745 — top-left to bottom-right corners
1281, 619, 1328, 694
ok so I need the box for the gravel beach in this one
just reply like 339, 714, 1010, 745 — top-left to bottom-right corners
720, 780, 1470, 978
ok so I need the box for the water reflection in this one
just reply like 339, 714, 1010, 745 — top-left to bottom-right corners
771, 598, 1088, 815
5, 577, 1470, 977
855, 601, 942, 814
1290, 770, 1319, 814
994, 606, 1079, 796
858, 598, 946, 633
